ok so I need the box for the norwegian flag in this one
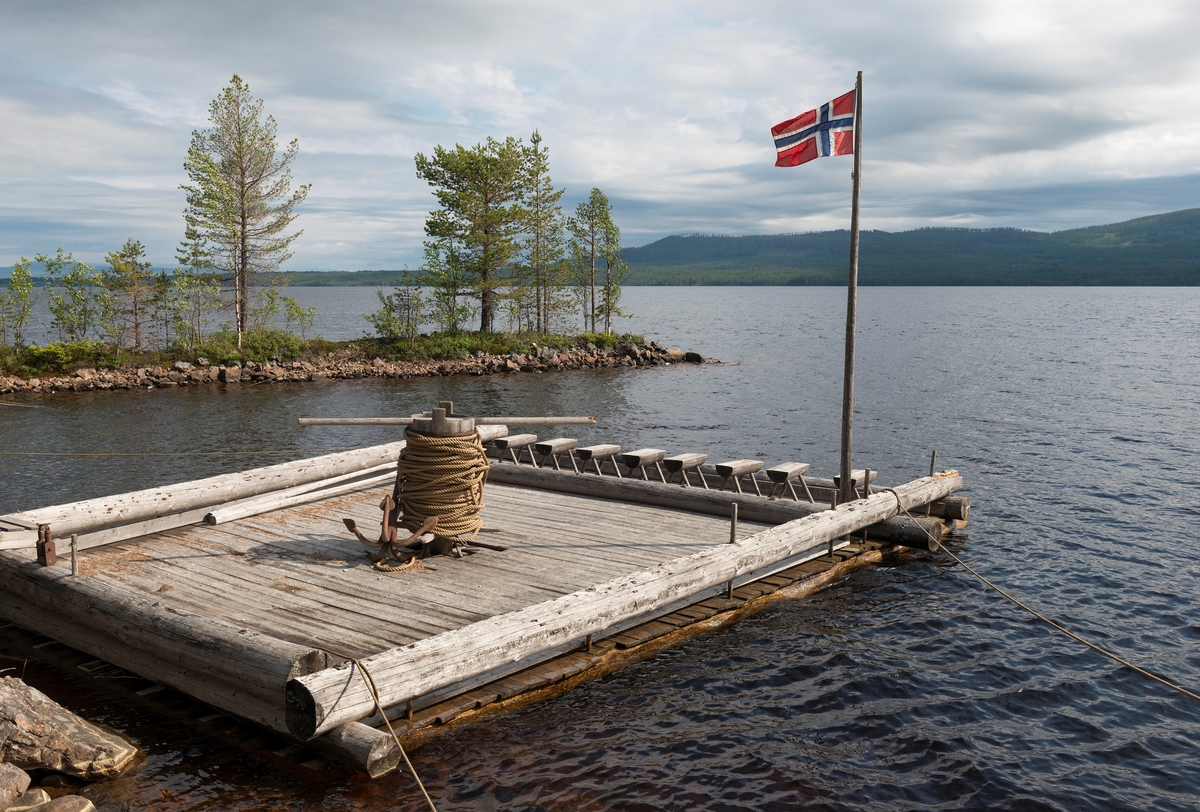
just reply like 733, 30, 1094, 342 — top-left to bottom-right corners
772, 89, 856, 167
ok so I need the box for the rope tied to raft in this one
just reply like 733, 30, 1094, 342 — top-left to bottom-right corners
311, 644, 438, 812
879, 487, 1200, 704
395, 427, 489, 544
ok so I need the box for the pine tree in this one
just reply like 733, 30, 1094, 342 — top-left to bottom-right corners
415, 136, 525, 332
101, 239, 155, 352
181, 75, 309, 349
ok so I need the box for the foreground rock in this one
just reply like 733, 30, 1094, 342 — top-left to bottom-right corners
0, 762, 30, 811
0, 678, 139, 780
0, 341, 706, 396
6, 788, 51, 811
26, 797, 94, 812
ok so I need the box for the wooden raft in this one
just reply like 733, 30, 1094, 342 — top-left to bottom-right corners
0, 440, 966, 775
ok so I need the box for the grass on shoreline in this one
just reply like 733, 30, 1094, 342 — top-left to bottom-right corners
0, 329, 648, 378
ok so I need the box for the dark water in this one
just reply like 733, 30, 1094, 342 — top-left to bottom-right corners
2, 287, 1198, 811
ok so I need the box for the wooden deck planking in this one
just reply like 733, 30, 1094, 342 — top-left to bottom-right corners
74, 480, 779, 660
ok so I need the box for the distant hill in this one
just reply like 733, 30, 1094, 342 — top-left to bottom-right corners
620, 209, 1200, 285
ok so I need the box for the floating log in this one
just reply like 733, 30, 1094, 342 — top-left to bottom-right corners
285, 470, 962, 739
0, 555, 326, 733
308, 721, 400, 778
298, 416, 596, 426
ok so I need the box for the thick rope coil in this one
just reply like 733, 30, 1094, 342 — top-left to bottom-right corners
396, 428, 489, 542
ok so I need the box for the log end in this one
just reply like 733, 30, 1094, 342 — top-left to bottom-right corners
290, 648, 331, 680
941, 495, 970, 522
285, 678, 320, 740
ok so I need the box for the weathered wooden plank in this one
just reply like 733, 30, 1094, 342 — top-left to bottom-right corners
286, 471, 962, 738
486, 462, 942, 543
2, 443, 413, 537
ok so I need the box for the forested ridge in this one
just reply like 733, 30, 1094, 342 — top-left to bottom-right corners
618, 208, 1200, 285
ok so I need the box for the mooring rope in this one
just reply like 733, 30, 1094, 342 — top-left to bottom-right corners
880, 487, 1200, 703
396, 428, 489, 542
311, 645, 438, 812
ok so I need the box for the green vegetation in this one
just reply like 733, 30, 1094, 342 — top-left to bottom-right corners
621, 209, 1200, 286
358, 330, 645, 363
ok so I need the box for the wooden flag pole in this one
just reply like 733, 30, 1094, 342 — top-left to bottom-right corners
839, 71, 864, 505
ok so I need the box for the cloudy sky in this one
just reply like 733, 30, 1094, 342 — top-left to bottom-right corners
1, 0, 1198, 269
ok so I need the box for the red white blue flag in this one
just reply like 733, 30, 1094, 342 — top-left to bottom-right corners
772, 89, 856, 167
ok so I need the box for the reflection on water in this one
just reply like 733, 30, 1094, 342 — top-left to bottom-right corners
2, 287, 1200, 810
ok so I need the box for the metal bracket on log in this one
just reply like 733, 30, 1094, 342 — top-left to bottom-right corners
36, 524, 55, 566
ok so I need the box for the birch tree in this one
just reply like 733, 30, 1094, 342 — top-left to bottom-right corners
518, 130, 571, 334
181, 74, 309, 349
1, 258, 36, 347
569, 189, 624, 334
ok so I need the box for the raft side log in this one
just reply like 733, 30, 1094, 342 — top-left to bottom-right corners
286, 470, 962, 739
0, 552, 327, 731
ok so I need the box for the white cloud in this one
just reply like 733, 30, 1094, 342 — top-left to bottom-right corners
0, 0, 1198, 266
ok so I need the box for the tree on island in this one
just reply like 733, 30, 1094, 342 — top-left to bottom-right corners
100, 239, 155, 353
0, 258, 36, 348
516, 130, 572, 334
414, 136, 526, 333
411, 131, 626, 337
569, 188, 623, 333
180, 74, 309, 349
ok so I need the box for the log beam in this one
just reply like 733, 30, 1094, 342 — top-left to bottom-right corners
0, 553, 326, 733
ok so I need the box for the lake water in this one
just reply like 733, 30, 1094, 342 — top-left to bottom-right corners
2, 286, 1198, 811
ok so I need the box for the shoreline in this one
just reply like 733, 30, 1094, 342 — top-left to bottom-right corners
0, 342, 705, 396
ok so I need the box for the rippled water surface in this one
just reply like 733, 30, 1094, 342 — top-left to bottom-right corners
2, 286, 1199, 811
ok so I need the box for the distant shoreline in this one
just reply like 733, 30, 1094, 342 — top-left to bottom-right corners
0, 343, 705, 398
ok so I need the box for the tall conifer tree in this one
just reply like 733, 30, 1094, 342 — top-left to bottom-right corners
181, 75, 309, 349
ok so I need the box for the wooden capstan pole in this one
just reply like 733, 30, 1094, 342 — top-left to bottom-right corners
839, 71, 864, 505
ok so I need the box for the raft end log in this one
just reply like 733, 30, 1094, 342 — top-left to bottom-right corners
308, 721, 399, 778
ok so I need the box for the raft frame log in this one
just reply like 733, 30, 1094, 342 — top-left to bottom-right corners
285, 469, 962, 739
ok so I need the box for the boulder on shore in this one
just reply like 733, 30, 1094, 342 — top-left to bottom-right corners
0, 677, 140, 780
0, 762, 31, 810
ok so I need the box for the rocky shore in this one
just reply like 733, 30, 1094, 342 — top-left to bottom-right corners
0, 677, 140, 812
0, 342, 704, 396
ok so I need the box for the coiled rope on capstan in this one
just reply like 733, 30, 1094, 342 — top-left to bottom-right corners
879, 487, 1200, 704
396, 427, 489, 543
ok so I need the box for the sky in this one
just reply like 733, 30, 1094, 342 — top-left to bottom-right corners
1, 0, 1199, 270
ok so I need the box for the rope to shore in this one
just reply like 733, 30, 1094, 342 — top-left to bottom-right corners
881, 488, 1200, 704
311, 645, 438, 812
396, 428, 488, 542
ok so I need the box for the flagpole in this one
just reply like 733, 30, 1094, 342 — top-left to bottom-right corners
839, 71, 863, 505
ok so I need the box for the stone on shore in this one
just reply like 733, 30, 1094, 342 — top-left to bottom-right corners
0, 677, 140, 780
31, 797, 95, 812
7, 788, 51, 811
0, 762, 31, 811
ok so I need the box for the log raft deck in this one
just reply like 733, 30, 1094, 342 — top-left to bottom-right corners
0, 432, 967, 777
